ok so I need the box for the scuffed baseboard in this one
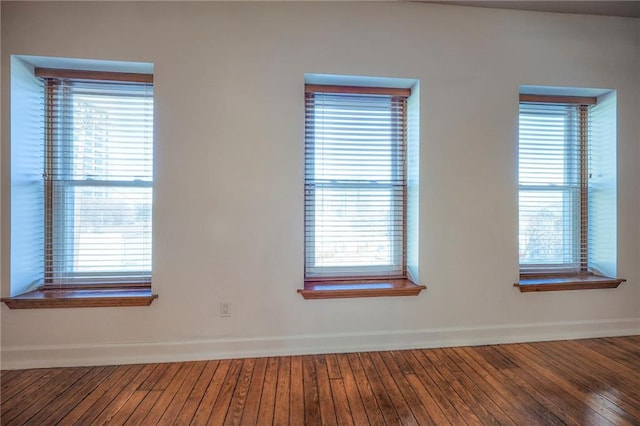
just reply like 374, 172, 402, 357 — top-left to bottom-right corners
2, 317, 639, 370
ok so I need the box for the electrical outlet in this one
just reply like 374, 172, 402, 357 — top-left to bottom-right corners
220, 302, 231, 318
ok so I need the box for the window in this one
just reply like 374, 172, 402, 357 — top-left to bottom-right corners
301, 84, 424, 298
519, 97, 590, 274
517, 93, 624, 291
2, 59, 156, 308
39, 69, 154, 286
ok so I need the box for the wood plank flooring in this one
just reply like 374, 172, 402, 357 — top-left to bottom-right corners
2, 336, 640, 425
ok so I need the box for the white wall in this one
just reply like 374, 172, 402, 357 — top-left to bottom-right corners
1, 2, 639, 369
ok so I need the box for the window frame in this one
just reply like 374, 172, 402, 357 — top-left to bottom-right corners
304, 85, 408, 281
518, 98, 589, 275
42, 76, 154, 287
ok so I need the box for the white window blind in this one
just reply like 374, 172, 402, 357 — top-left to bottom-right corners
41, 73, 153, 285
518, 99, 592, 274
304, 86, 408, 280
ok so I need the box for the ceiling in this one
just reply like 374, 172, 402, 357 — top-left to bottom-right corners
426, 1, 640, 18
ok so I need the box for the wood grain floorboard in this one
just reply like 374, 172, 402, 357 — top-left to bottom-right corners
329, 378, 354, 426
108, 389, 147, 425
207, 359, 243, 425
2, 336, 640, 425
506, 344, 617, 425
524, 342, 640, 423
273, 356, 291, 426
238, 358, 266, 425
334, 354, 371, 425
91, 363, 159, 425
57, 364, 135, 425
21, 366, 114, 425
224, 358, 256, 426
547, 340, 640, 407
378, 351, 434, 425
410, 348, 483, 424
1, 369, 65, 418
325, 354, 342, 380
190, 359, 231, 425
437, 347, 514, 425
368, 351, 420, 425
314, 355, 338, 426
473, 345, 579, 425
427, 348, 501, 425
288, 356, 305, 426
4, 367, 90, 425
157, 361, 207, 425
141, 362, 194, 424
256, 357, 278, 425
443, 348, 522, 424
452, 346, 557, 426
359, 352, 404, 425
75, 364, 150, 425
394, 350, 462, 425
1, 368, 53, 403
174, 360, 219, 424
344, 353, 385, 426
123, 389, 162, 426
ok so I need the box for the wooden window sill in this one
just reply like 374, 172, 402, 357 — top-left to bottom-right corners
514, 274, 626, 292
1, 287, 158, 309
298, 279, 426, 300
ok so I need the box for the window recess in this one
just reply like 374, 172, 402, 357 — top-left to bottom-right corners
3, 65, 156, 308
299, 83, 424, 299
515, 93, 624, 292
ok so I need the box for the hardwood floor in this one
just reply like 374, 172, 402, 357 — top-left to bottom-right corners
2, 336, 640, 425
